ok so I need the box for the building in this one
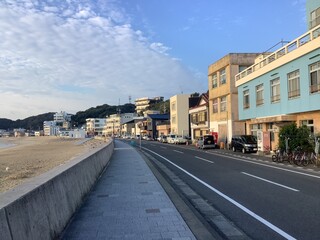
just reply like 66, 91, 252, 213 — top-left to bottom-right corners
208, 53, 261, 146
170, 94, 199, 137
53, 111, 73, 123
189, 92, 209, 141
134, 97, 164, 115
146, 114, 170, 139
43, 121, 59, 136
103, 113, 136, 137
86, 118, 106, 136
235, 0, 320, 152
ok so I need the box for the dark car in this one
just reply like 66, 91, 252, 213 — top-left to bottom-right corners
231, 135, 257, 153
197, 135, 216, 149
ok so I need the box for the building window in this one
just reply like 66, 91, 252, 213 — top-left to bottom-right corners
287, 70, 300, 99
310, 61, 320, 94
220, 69, 226, 85
212, 74, 217, 88
220, 96, 227, 112
212, 99, 218, 113
172, 116, 176, 124
198, 111, 207, 123
270, 78, 280, 103
243, 90, 250, 109
301, 119, 314, 135
310, 7, 320, 29
171, 102, 176, 111
256, 84, 264, 106
239, 66, 247, 73
191, 114, 198, 124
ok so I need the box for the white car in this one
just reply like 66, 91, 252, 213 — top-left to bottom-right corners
173, 136, 187, 144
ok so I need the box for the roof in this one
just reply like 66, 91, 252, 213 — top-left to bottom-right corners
147, 114, 170, 120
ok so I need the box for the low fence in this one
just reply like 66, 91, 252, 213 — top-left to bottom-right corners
0, 140, 114, 240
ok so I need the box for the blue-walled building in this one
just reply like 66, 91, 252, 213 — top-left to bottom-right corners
235, 0, 320, 152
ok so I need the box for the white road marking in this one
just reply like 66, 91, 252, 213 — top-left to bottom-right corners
195, 156, 214, 164
208, 151, 320, 180
242, 172, 299, 192
173, 150, 183, 154
143, 147, 296, 240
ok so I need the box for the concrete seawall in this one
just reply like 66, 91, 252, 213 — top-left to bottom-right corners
0, 140, 114, 240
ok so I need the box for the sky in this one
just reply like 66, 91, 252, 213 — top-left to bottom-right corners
0, 0, 307, 120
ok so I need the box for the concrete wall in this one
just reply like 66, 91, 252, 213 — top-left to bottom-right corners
0, 140, 114, 240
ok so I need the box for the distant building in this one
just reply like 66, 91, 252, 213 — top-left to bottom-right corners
53, 111, 73, 123
102, 113, 137, 136
135, 96, 164, 115
86, 118, 106, 136
170, 94, 199, 137
43, 121, 59, 136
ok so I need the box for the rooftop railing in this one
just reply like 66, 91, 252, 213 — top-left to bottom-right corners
235, 24, 320, 82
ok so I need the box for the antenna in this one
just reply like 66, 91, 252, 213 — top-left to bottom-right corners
129, 95, 132, 104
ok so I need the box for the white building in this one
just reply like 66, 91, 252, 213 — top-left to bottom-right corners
103, 113, 137, 136
86, 118, 106, 136
53, 111, 73, 123
135, 96, 164, 115
43, 121, 59, 136
170, 94, 190, 136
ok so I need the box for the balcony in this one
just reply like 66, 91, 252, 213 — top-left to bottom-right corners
235, 25, 320, 82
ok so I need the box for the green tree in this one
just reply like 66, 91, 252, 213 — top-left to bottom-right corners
278, 122, 313, 152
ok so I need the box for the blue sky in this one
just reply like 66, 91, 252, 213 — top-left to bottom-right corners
0, 0, 306, 120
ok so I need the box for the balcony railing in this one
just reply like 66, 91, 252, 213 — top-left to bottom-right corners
235, 25, 320, 82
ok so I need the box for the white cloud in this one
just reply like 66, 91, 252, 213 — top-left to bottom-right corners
0, 1, 204, 120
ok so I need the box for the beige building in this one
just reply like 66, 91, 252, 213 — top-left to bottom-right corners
208, 53, 260, 145
134, 96, 164, 115
170, 94, 190, 136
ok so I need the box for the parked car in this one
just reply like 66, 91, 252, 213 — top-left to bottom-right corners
173, 135, 188, 144
197, 135, 216, 149
167, 134, 177, 144
158, 135, 168, 143
230, 135, 257, 153
142, 135, 152, 140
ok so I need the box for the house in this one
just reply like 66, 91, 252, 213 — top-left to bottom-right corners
235, 0, 320, 152
208, 53, 261, 146
189, 92, 209, 141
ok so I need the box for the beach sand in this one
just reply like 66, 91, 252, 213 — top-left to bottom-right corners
0, 136, 108, 193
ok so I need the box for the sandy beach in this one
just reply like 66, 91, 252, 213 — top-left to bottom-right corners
0, 136, 108, 193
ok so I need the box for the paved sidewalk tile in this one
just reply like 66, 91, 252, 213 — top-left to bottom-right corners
61, 140, 196, 240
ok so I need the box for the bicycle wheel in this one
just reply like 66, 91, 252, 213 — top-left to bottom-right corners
302, 156, 309, 166
295, 155, 302, 166
272, 155, 277, 162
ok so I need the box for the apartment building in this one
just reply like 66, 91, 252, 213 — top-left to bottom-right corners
208, 53, 260, 145
134, 96, 164, 115
102, 113, 136, 136
235, 0, 320, 152
86, 118, 106, 136
53, 111, 73, 123
189, 92, 209, 141
170, 94, 190, 136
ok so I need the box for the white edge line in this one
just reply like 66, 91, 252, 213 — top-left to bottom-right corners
143, 147, 296, 240
242, 172, 299, 192
195, 156, 214, 164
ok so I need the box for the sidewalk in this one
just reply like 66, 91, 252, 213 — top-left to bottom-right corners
60, 140, 196, 240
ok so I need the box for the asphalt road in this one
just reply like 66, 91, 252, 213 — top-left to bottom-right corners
131, 139, 320, 240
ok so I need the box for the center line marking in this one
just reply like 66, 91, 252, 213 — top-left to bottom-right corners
242, 172, 299, 192
173, 150, 183, 154
195, 156, 214, 164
